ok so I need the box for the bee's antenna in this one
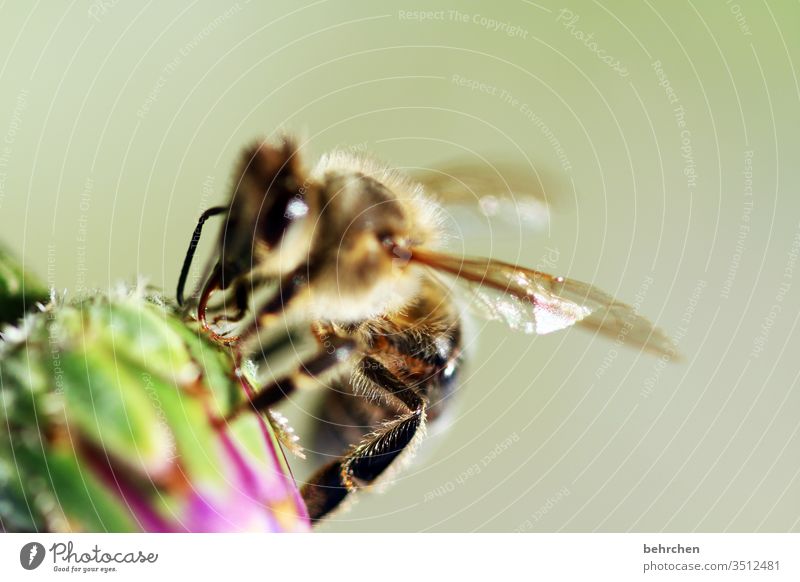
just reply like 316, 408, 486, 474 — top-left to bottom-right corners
176, 206, 228, 305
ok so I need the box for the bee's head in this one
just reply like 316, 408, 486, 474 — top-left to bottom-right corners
221, 137, 318, 284
218, 143, 442, 324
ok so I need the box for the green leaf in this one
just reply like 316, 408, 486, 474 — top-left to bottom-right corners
58, 347, 176, 475
0, 243, 49, 325
0, 281, 309, 532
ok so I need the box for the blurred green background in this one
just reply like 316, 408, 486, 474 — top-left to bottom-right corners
1, 1, 798, 532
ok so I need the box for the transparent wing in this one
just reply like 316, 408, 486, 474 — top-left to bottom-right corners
412, 248, 676, 357
410, 162, 550, 228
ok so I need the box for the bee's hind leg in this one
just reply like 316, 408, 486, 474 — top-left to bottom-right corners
301, 357, 427, 523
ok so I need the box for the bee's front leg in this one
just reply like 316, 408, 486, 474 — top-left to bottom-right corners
209, 272, 271, 328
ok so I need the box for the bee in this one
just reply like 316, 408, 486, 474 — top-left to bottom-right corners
176, 136, 674, 523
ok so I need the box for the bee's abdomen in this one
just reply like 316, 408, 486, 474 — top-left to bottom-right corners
311, 277, 462, 459
364, 279, 463, 422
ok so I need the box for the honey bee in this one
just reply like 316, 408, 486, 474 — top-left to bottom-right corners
176, 136, 674, 523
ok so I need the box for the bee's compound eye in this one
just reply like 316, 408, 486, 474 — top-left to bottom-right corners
240, 139, 311, 250
286, 198, 309, 219
260, 188, 307, 248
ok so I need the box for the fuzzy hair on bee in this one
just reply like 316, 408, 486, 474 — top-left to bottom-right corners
301, 148, 447, 321
176, 135, 677, 524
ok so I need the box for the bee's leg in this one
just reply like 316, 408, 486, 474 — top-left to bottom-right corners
310, 379, 393, 462
301, 357, 427, 522
224, 336, 357, 422
210, 276, 254, 327
196, 269, 242, 344
229, 267, 309, 345
201, 270, 276, 344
